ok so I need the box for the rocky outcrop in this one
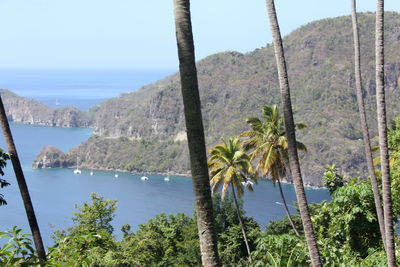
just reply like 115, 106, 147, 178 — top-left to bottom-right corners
32, 146, 73, 168
0, 89, 90, 128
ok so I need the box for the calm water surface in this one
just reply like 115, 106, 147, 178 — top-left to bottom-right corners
0, 68, 174, 110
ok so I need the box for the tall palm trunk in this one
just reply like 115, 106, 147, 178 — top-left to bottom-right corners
0, 96, 46, 262
375, 1, 396, 266
277, 179, 300, 236
231, 184, 252, 263
351, 0, 386, 249
172, 1, 220, 266
265, 1, 322, 266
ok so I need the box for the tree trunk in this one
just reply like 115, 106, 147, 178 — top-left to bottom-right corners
277, 179, 300, 236
351, 0, 386, 249
231, 184, 252, 263
172, 1, 220, 266
265, 1, 322, 266
375, 1, 396, 266
0, 96, 46, 262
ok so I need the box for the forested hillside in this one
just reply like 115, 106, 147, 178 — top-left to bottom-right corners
28, 12, 400, 185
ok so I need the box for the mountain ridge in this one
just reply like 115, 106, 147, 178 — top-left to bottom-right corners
4, 12, 400, 186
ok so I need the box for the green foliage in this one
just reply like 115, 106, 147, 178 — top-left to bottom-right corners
212, 193, 243, 233
388, 118, 400, 217
212, 193, 260, 266
120, 213, 200, 267
2, 183, 399, 266
47, 232, 118, 267
266, 214, 304, 236
251, 234, 309, 266
68, 192, 117, 236
311, 178, 381, 259
323, 164, 345, 194
0, 226, 39, 266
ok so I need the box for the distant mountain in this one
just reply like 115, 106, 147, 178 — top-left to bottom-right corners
21, 13, 400, 185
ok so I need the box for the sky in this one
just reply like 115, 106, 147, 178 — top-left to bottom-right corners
0, 0, 398, 70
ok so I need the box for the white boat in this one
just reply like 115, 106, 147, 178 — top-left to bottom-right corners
114, 174, 119, 178
73, 157, 81, 174
140, 176, 149, 181
90, 171, 94, 176
164, 175, 170, 181
55, 98, 60, 106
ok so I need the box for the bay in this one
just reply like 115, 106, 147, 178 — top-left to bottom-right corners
0, 68, 330, 248
0, 123, 329, 248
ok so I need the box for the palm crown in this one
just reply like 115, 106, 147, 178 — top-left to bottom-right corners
240, 105, 307, 183
208, 137, 255, 199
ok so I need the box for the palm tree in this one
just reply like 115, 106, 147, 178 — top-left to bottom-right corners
265, 1, 322, 266
0, 95, 46, 262
208, 137, 255, 262
172, 0, 220, 266
375, 1, 396, 265
350, 0, 386, 249
240, 105, 304, 237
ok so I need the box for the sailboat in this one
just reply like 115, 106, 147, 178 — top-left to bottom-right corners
90, 170, 94, 176
73, 157, 81, 174
164, 174, 170, 181
55, 98, 60, 106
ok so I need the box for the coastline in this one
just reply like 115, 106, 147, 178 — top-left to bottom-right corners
43, 166, 325, 189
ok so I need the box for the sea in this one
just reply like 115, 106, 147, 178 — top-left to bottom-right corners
0, 69, 330, 247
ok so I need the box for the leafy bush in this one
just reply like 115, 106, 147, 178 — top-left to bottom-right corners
0, 226, 39, 266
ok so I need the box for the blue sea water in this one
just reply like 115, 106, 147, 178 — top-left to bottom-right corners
0, 69, 330, 248
0, 68, 175, 110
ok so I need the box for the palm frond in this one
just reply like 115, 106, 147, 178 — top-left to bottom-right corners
221, 183, 230, 199
224, 166, 235, 184
262, 146, 278, 175
210, 169, 224, 186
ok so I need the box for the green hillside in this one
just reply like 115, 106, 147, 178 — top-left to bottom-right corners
34, 12, 400, 186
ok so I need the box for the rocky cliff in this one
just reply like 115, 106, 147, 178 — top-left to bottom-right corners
32, 146, 72, 168
0, 89, 90, 128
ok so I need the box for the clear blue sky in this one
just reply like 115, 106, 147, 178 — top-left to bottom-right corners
0, 0, 398, 70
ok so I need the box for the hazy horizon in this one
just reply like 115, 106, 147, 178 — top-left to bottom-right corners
0, 1, 399, 70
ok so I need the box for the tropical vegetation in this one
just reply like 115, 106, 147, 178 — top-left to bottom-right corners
208, 137, 256, 262
1, 0, 400, 265
240, 104, 306, 236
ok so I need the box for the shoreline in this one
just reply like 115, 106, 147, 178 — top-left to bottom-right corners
38, 166, 325, 189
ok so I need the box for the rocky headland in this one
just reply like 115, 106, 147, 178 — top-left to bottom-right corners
0, 89, 90, 128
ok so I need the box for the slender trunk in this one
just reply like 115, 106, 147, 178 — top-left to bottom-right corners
0, 96, 46, 262
172, 1, 220, 266
277, 179, 300, 236
231, 184, 252, 263
265, 1, 322, 266
375, 2, 396, 266
351, 0, 386, 249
